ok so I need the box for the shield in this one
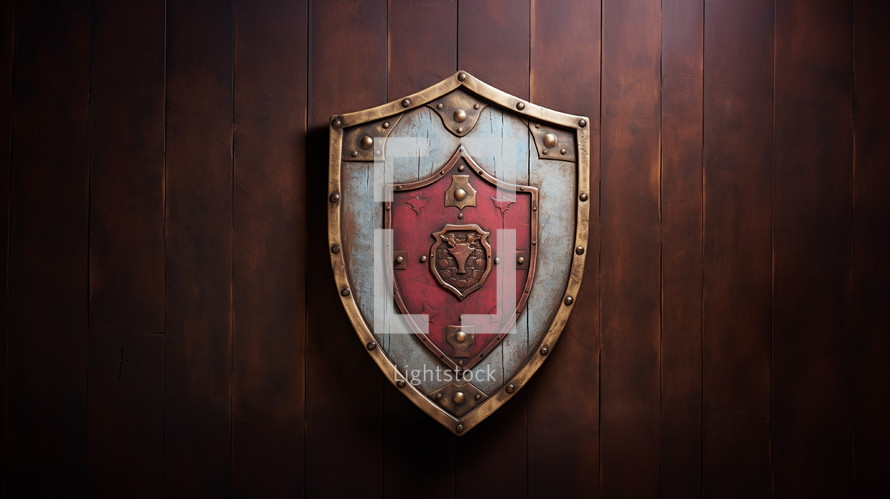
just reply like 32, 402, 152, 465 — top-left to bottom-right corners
329, 71, 590, 435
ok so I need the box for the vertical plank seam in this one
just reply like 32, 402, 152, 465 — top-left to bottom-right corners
699, 1, 706, 496
597, 0, 605, 496
84, 1, 94, 495
161, 0, 169, 492
229, 1, 236, 497
2, 1, 14, 493
658, 1, 665, 497
769, 1, 776, 497
303, 1, 311, 497
848, 0, 857, 490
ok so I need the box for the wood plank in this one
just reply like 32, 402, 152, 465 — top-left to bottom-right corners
231, 0, 308, 496
599, 0, 662, 496
0, 0, 13, 484
5, 1, 91, 495
773, 1, 853, 496
455, 1, 530, 496
305, 0, 387, 497
852, 0, 890, 496
528, 0, 601, 496
383, 2, 457, 497
163, 0, 234, 495
702, 0, 773, 496
660, 0, 703, 497
86, 1, 166, 496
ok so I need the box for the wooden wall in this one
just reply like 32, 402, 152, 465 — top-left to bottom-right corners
2, 0, 888, 497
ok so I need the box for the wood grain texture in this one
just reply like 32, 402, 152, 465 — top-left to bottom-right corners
455, 1, 530, 496
306, 0, 387, 497
5, 1, 91, 496
773, 1, 853, 496
660, 0, 703, 497
86, 0, 166, 496
702, 1, 773, 497
163, 0, 234, 495
231, 1, 308, 497
852, 0, 890, 496
600, 0, 662, 496
384, 2, 457, 497
528, 0, 601, 496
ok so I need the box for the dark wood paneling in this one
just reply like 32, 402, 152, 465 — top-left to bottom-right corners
5, 1, 91, 496
232, 1, 307, 497
852, 1, 890, 496
86, 0, 166, 496
383, 2, 457, 497
703, 0, 773, 497
163, 0, 234, 495
773, 1, 853, 496
528, 0, 601, 496
0, 0, 13, 484
660, 0, 703, 497
600, 0, 662, 496
305, 1, 387, 497
455, 1, 530, 497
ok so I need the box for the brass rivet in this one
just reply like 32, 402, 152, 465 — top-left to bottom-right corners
341, 288, 351, 297
474, 394, 481, 400
474, 103, 480, 110
535, 123, 541, 129
495, 257, 500, 264
506, 383, 515, 394
395, 255, 404, 264
420, 255, 428, 263
516, 102, 525, 110
360, 135, 373, 149
455, 188, 467, 201
564, 296, 574, 306
580, 192, 589, 202
560, 148, 567, 155
453, 391, 466, 405
454, 109, 467, 123
579, 118, 587, 128
436, 393, 443, 400
331, 244, 341, 254
437, 103, 443, 109
385, 205, 391, 211
542, 149, 548, 155
375, 150, 381, 156
520, 186, 525, 191
330, 192, 340, 203
456, 423, 464, 433
576, 246, 585, 255
397, 379, 406, 388
366, 341, 376, 350
331, 117, 342, 128
543, 133, 557, 148
458, 71, 468, 81
532, 240, 536, 245
458, 164, 465, 171
455, 331, 467, 343
401, 98, 411, 107
540, 346, 549, 355
351, 150, 358, 157
517, 256, 525, 265
457, 212, 463, 219
457, 126, 464, 133
383, 121, 390, 128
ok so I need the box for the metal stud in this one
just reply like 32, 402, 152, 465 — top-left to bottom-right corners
474, 103, 481, 110
457, 126, 464, 133
457, 71, 468, 81
436, 393, 443, 400
543, 133, 558, 148
401, 98, 411, 108
458, 164, 465, 172
516, 102, 525, 110
383, 121, 390, 129
331, 117, 342, 128
454, 109, 467, 123
420, 255, 428, 263
540, 346, 549, 355
455, 331, 467, 343
576, 246, 585, 255
475, 394, 482, 401
366, 341, 376, 350
579, 118, 587, 128
506, 383, 515, 394
564, 296, 574, 306
351, 150, 358, 157
395, 255, 404, 264
437, 103, 443, 109
330, 192, 340, 203
580, 192, 589, 202
517, 256, 525, 265
542, 149, 548, 155
561, 148, 567, 155
456, 423, 464, 433
454, 188, 467, 201
397, 379, 406, 388
341, 288, 351, 297
360, 135, 373, 149
453, 391, 466, 405
331, 244, 341, 254
495, 257, 500, 264
457, 212, 463, 219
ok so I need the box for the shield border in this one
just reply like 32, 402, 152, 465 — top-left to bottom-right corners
328, 70, 590, 435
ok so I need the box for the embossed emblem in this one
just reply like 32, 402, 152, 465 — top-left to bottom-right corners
430, 224, 491, 300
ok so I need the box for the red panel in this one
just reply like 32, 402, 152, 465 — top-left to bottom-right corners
390, 150, 535, 370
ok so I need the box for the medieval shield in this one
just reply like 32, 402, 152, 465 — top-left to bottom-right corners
328, 71, 590, 435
